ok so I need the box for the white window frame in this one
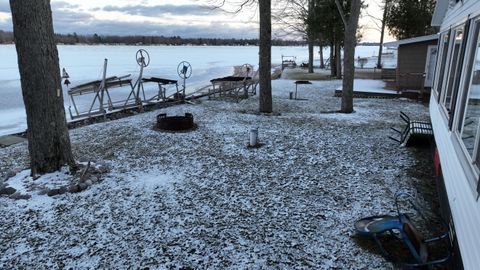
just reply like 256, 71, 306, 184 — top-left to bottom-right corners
440, 25, 466, 118
432, 30, 451, 99
451, 17, 480, 196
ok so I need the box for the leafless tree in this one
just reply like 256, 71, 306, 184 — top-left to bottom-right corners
335, 0, 362, 113
365, 0, 390, 68
9, 0, 75, 175
376, 0, 389, 69
273, 0, 317, 73
209, 0, 273, 112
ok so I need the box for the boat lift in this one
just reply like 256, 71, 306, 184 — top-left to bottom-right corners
281, 55, 297, 70
67, 59, 135, 119
67, 49, 192, 120
123, 49, 191, 107
128, 50, 187, 105
208, 63, 258, 102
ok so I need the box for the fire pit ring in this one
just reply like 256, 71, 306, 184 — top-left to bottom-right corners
156, 113, 196, 131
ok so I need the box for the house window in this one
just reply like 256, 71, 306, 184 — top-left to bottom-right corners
434, 31, 451, 98
442, 26, 465, 116
424, 46, 438, 88
452, 18, 480, 195
458, 21, 480, 161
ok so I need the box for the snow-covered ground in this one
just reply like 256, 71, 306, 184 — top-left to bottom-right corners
0, 78, 440, 269
337, 79, 398, 94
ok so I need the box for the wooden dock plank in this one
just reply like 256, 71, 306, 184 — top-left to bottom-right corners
0, 135, 27, 147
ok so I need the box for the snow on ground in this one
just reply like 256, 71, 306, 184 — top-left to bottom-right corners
0, 78, 440, 269
337, 79, 398, 94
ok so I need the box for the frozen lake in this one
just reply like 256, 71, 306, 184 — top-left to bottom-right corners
0, 44, 387, 136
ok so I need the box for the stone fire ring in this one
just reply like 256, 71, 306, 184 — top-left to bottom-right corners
155, 113, 197, 132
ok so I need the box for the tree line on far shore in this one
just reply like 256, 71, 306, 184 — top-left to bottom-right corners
0, 30, 305, 46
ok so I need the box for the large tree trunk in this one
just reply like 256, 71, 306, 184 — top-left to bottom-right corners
308, 37, 314, 73
340, 0, 362, 113
10, 0, 75, 175
259, 0, 272, 113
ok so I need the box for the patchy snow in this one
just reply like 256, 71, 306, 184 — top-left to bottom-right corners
0, 77, 440, 269
129, 170, 182, 192
337, 79, 398, 94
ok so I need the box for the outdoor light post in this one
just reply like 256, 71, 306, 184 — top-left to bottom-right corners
249, 128, 258, 147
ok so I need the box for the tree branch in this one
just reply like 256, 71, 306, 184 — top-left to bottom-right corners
335, 0, 347, 27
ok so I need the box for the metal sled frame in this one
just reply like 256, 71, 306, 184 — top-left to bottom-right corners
389, 111, 433, 146
355, 193, 451, 268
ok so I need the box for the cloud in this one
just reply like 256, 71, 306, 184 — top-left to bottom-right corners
0, 2, 257, 39
0, 2, 10, 13
0, 1, 79, 13
2, 5, 94, 32
102, 4, 220, 17
52, 9, 94, 25
51, 1, 80, 10
53, 19, 257, 39
0, 19, 12, 31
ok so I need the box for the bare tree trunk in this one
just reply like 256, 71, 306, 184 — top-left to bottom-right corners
377, 0, 389, 69
319, 43, 325, 69
259, 0, 272, 113
335, 41, 342, 79
307, 0, 314, 74
308, 38, 314, 73
330, 43, 336, 77
339, 0, 362, 113
10, 0, 75, 175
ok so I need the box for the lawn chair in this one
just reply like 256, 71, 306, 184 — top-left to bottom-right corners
389, 112, 433, 147
354, 193, 451, 268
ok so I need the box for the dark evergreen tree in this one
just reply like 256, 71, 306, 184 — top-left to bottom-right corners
385, 0, 436, 40
313, 0, 346, 77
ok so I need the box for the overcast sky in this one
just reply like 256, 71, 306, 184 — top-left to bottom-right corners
0, 0, 393, 42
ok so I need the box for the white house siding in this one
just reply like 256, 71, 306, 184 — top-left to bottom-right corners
441, 0, 480, 31
430, 98, 480, 270
432, 0, 449, 27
